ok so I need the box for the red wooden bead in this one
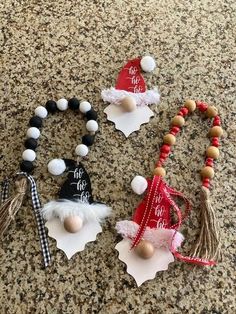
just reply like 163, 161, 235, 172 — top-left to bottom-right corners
202, 178, 210, 188
211, 137, 219, 147
213, 116, 221, 126
180, 107, 189, 116
205, 158, 214, 167
160, 152, 168, 158
156, 161, 162, 167
170, 126, 180, 135
177, 111, 184, 116
197, 101, 208, 112
160, 144, 171, 154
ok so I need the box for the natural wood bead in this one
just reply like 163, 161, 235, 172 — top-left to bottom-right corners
206, 146, 220, 159
171, 115, 185, 127
120, 96, 136, 112
64, 216, 83, 233
184, 99, 196, 112
163, 134, 176, 145
206, 106, 218, 118
153, 167, 166, 177
201, 166, 215, 179
209, 126, 223, 137
135, 240, 155, 259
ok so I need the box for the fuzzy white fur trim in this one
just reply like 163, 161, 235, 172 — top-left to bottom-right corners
116, 220, 184, 250
101, 88, 160, 106
42, 200, 111, 223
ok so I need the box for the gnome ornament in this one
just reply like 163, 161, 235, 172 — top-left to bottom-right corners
115, 175, 190, 286
42, 159, 111, 259
102, 56, 160, 137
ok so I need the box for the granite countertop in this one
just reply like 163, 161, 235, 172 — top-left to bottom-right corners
0, 0, 235, 313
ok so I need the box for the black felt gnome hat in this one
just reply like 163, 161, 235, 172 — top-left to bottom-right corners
59, 160, 93, 204
42, 159, 111, 233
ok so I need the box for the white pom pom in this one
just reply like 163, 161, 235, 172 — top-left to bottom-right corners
79, 101, 91, 113
86, 120, 98, 132
35, 106, 48, 119
26, 127, 40, 139
75, 144, 89, 157
57, 98, 68, 111
48, 159, 66, 175
131, 176, 148, 195
140, 56, 156, 72
22, 149, 36, 162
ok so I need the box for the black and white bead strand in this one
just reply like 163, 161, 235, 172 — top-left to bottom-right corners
20, 98, 99, 174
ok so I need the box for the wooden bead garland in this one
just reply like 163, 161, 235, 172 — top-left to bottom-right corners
156, 100, 222, 190
155, 99, 223, 262
20, 98, 99, 173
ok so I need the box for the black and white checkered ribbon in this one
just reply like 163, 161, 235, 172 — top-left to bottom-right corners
1, 174, 51, 267
20, 173, 51, 267
1, 178, 10, 204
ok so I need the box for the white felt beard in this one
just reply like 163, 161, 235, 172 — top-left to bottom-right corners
104, 104, 154, 137
44, 201, 111, 259
115, 239, 174, 286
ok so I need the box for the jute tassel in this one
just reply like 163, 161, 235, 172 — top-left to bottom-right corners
0, 177, 28, 236
191, 186, 221, 261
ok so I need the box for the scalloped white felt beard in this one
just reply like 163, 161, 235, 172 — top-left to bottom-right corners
104, 104, 154, 137
44, 201, 111, 259
115, 239, 174, 287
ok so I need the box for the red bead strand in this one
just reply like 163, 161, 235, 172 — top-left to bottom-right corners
155, 100, 222, 189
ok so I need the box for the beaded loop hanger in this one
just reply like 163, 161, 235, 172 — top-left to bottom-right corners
0, 97, 99, 267
152, 99, 222, 262
21, 98, 98, 174
115, 99, 223, 285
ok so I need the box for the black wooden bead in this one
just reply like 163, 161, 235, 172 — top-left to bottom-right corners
20, 160, 34, 173
82, 134, 95, 146
68, 97, 80, 110
24, 138, 38, 150
29, 116, 43, 128
85, 109, 98, 121
46, 100, 57, 114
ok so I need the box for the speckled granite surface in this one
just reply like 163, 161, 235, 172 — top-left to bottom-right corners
0, 0, 235, 313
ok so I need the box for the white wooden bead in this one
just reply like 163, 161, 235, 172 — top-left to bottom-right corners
140, 56, 156, 72
56, 98, 68, 111
35, 106, 48, 119
79, 101, 91, 113
75, 144, 89, 157
86, 120, 98, 132
48, 159, 66, 175
22, 149, 36, 162
26, 127, 40, 139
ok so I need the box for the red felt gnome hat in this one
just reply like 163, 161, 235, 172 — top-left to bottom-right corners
101, 56, 160, 106
115, 58, 146, 93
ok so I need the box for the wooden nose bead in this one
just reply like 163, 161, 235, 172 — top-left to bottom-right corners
64, 216, 83, 233
120, 96, 137, 112
163, 134, 176, 145
209, 126, 223, 137
184, 99, 196, 112
206, 106, 218, 118
201, 166, 215, 179
171, 115, 185, 127
206, 146, 220, 159
135, 240, 155, 259
153, 167, 166, 177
